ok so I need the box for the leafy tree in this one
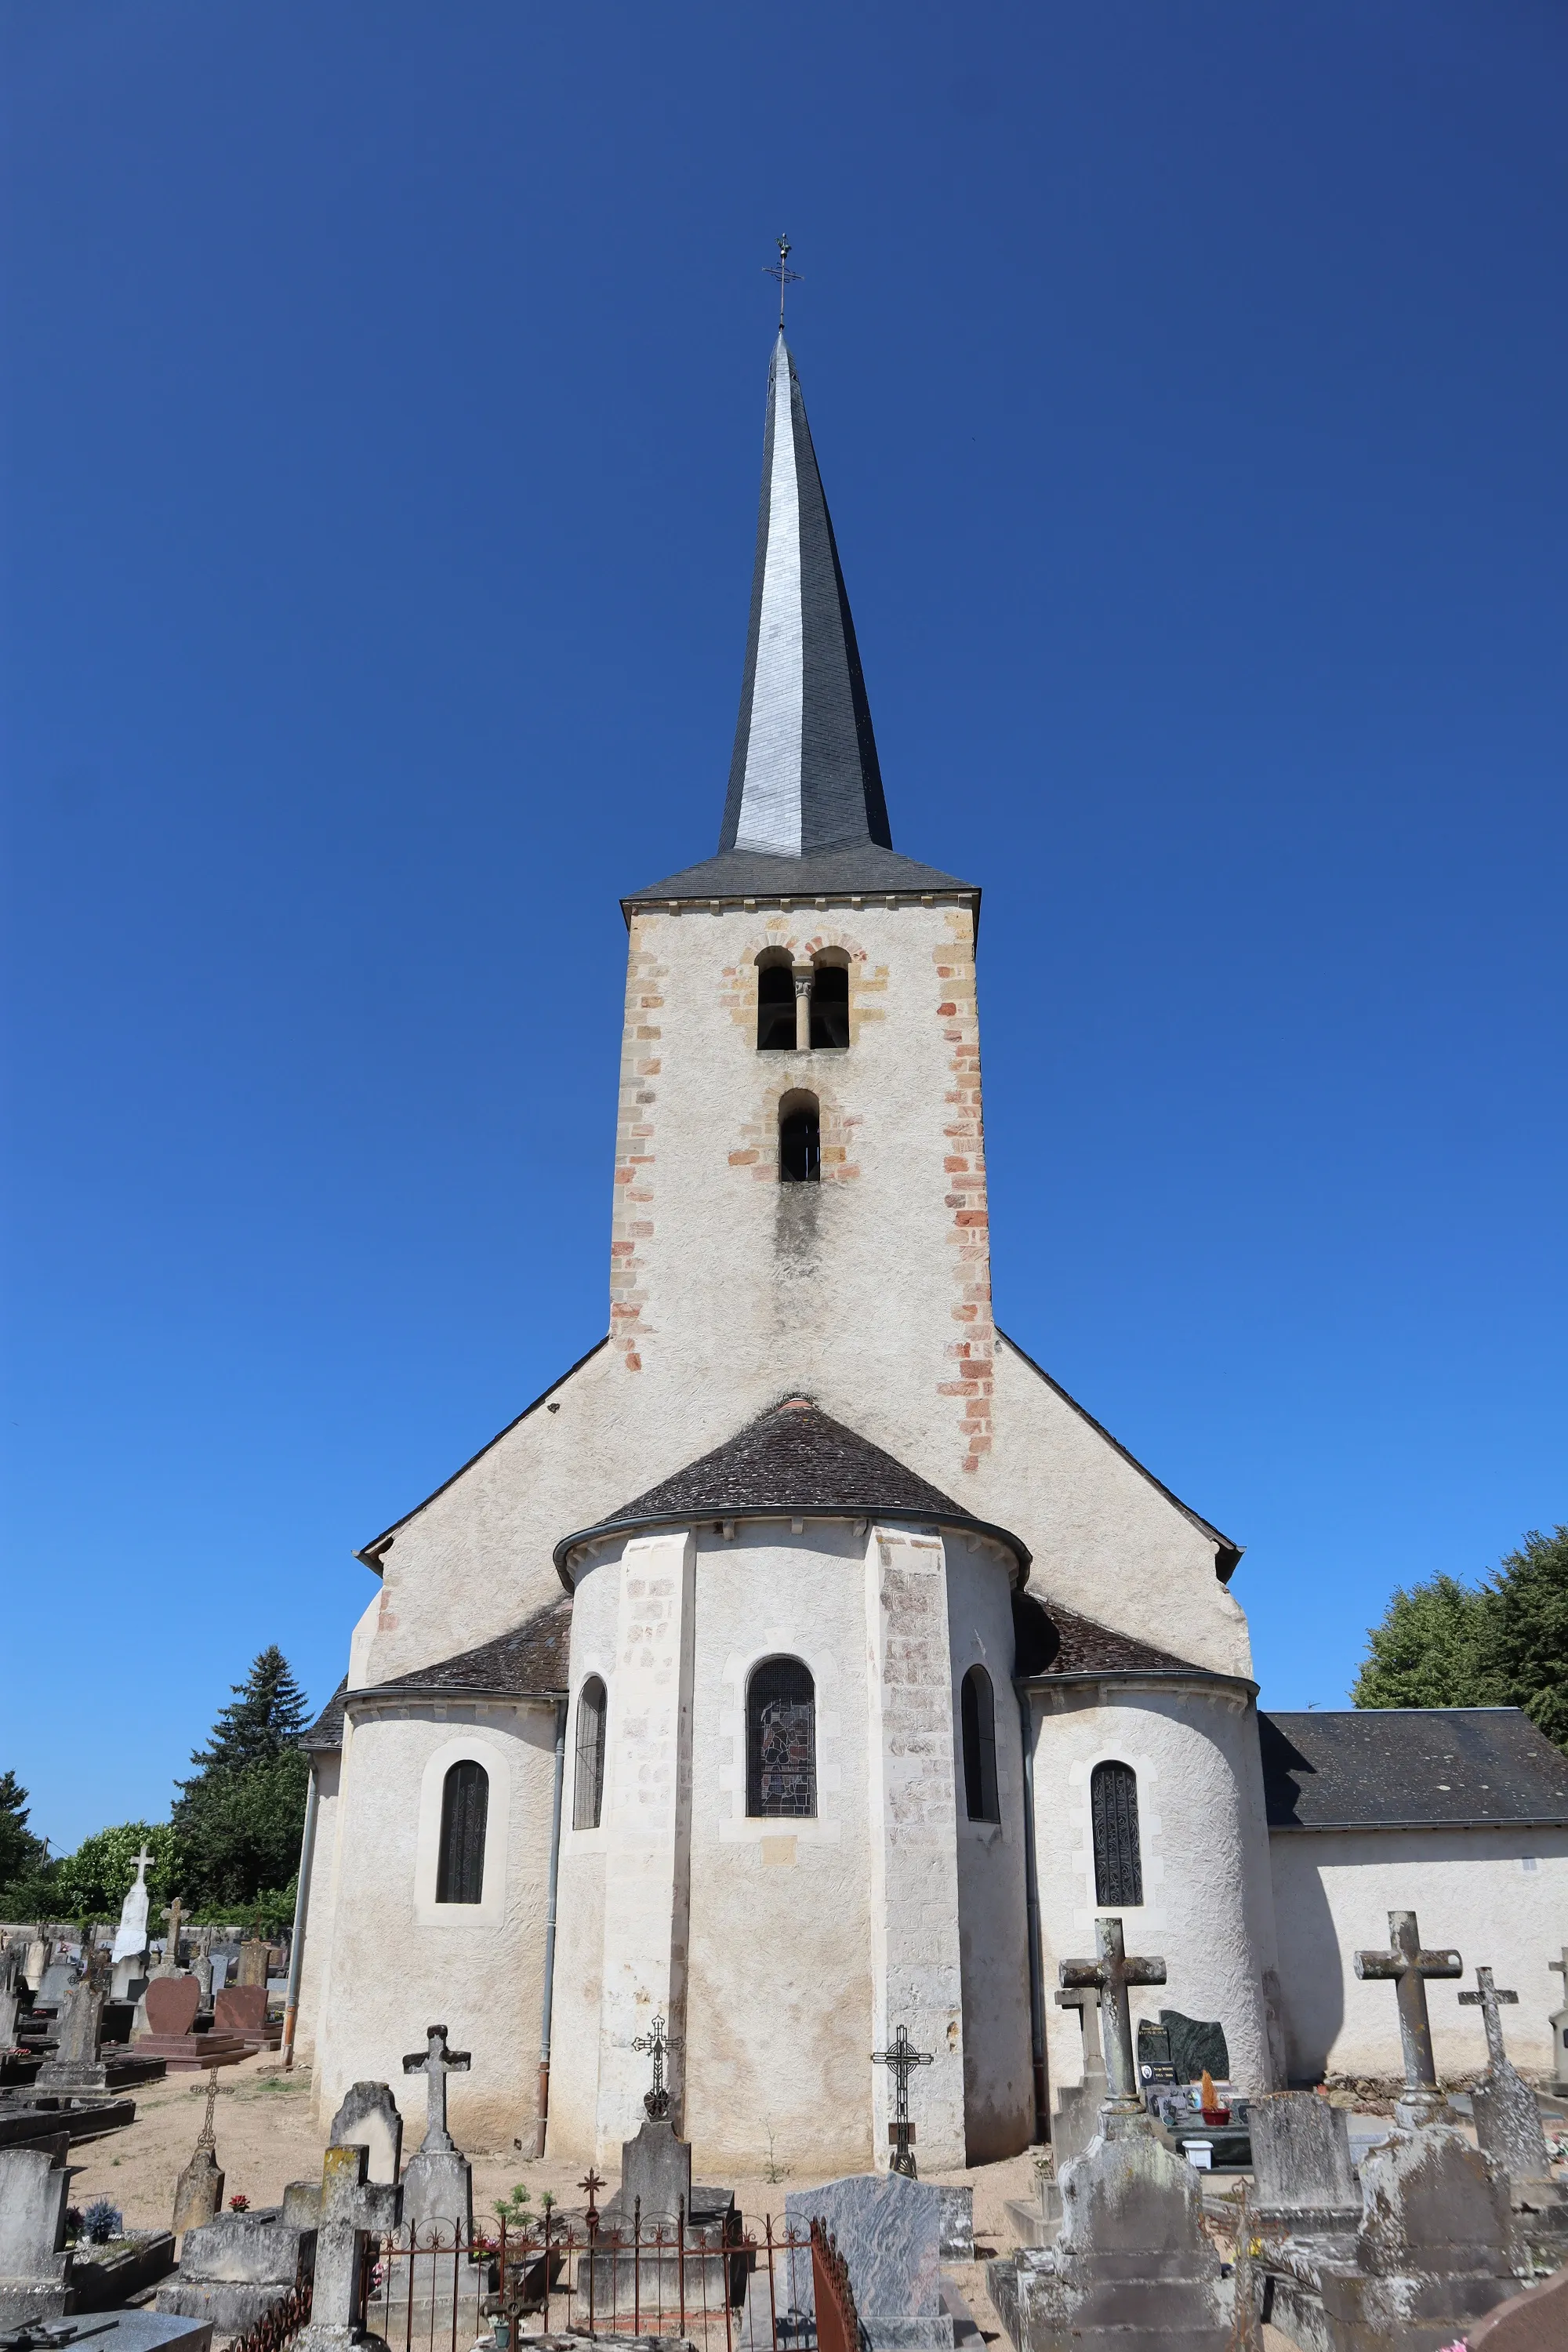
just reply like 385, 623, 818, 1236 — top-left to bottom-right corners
174, 1649, 310, 1906
0, 1771, 46, 1888
1354, 1526, 1568, 1755
1352, 1574, 1490, 1711
1479, 1526, 1568, 1751
51, 1823, 183, 1921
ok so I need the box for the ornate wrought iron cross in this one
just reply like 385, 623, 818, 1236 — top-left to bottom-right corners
1353, 1910, 1461, 2123
633, 2013, 677, 2119
872, 2023, 933, 2178
764, 234, 803, 331
195, 2064, 232, 2153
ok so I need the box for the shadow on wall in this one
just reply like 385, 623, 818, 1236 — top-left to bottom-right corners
1259, 1717, 1344, 2080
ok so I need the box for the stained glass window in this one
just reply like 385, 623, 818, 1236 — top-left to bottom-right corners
747, 1657, 817, 1817
1091, 1759, 1142, 1907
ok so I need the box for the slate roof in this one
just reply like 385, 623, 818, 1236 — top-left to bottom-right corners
1011, 1592, 1206, 1681
1259, 1708, 1568, 1831
624, 338, 976, 912
299, 1602, 572, 1749
556, 1395, 1029, 1573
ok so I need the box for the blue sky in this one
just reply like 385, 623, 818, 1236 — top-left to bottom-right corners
3, 1, 1563, 1853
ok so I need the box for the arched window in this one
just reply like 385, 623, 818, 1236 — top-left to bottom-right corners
435, 1759, 488, 1904
809, 961, 850, 1050
746, 1657, 817, 1817
779, 1094, 820, 1183
573, 1676, 607, 1831
1091, 1759, 1143, 1907
757, 957, 797, 1051
961, 1666, 1000, 1823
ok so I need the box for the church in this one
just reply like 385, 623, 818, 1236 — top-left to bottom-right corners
292, 333, 1568, 2175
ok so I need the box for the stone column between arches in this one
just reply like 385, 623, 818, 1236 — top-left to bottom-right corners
864, 1525, 967, 2170
594, 1530, 696, 2160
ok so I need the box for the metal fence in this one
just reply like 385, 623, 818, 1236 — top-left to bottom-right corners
359, 2209, 835, 2352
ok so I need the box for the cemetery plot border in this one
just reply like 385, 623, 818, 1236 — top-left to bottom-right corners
361, 2213, 825, 2352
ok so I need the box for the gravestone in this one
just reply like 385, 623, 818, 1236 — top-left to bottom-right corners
38, 1955, 108, 2092
578, 2016, 742, 2317
214, 1985, 270, 2045
988, 1920, 1229, 2352
111, 1849, 153, 1977
1550, 1950, 1568, 2099
328, 2082, 404, 2185
784, 2172, 951, 2349
1135, 2020, 1176, 2084
172, 2074, 229, 2238
292, 2142, 400, 2352
1462, 1968, 1556, 2193
399, 2027, 472, 2239
135, 1973, 248, 2073
1353, 1909, 1463, 2130
1159, 2011, 1229, 2086
37, 1960, 74, 2009
0, 2136, 74, 2328
192, 1930, 214, 2012
0, 1945, 23, 2049
158, 2204, 318, 2335
1051, 1985, 1108, 2169
147, 1977, 201, 2038
236, 1941, 269, 1990
23, 1940, 49, 1994
1248, 2091, 1360, 2234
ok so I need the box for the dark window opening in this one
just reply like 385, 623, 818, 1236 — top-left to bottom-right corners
435, 1759, 489, 1904
780, 1102, 820, 1183
1091, 1759, 1143, 1907
809, 964, 850, 1050
573, 1676, 607, 1831
961, 1666, 1000, 1822
757, 963, 797, 1051
746, 1656, 817, 1817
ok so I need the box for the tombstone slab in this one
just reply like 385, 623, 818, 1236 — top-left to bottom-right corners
38, 1969, 108, 2092
987, 2114, 1229, 2352
786, 2172, 952, 2349
1249, 2092, 1361, 2233
157, 2205, 317, 2336
328, 2083, 403, 2185
0, 2136, 74, 2328
145, 1978, 201, 2038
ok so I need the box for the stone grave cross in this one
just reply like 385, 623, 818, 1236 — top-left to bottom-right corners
156, 1896, 184, 1978
871, 2021, 934, 2177
1054, 1984, 1109, 2087
1353, 1908, 1461, 2124
1059, 1916, 1167, 2114
310, 2141, 401, 2336
1459, 1966, 1519, 2073
401, 2024, 470, 2154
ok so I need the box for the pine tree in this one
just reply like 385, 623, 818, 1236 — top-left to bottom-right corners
1479, 1526, 1568, 1751
1351, 1574, 1490, 1711
173, 1650, 311, 1906
0, 1770, 46, 1889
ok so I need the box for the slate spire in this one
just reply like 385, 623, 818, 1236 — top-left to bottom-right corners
719, 335, 892, 858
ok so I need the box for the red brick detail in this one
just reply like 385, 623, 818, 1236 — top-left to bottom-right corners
935, 916, 996, 1474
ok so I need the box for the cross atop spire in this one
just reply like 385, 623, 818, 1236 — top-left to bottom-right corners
764, 234, 802, 332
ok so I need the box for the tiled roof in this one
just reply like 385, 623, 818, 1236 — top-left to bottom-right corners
301, 1602, 574, 1751
1012, 1592, 1203, 1680
624, 840, 974, 908
556, 1396, 1028, 1571
299, 1680, 348, 1751
1259, 1708, 1568, 1830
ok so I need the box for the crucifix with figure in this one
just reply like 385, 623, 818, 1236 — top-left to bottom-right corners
872, 2023, 933, 2178
402, 2023, 471, 2152
1059, 1917, 1167, 2114
1354, 1910, 1461, 2124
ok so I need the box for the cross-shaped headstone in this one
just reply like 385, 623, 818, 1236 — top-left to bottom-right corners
129, 1846, 154, 1882
313, 2142, 401, 2331
1059, 1917, 1167, 2113
1354, 1909, 1461, 2123
632, 2013, 677, 2120
401, 2023, 470, 2154
158, 1896, 183, 1975
1054, 1984, 1109, 2088
871, 2022, 934, 2178
1459, 1966, 1520, 2074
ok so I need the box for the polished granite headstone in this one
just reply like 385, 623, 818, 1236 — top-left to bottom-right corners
785, 2172, 953, 2350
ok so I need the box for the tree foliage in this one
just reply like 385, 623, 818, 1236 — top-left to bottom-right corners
0, 1771, 46, 1889
53, 1823, 184, 1918
174, 1648, 310, 1907
1353, 1525, 1568, 1753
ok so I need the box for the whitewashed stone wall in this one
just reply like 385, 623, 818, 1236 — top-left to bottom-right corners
1269, 1824, 1568, 2080
291, 1748, 341, 2066
1030, 1676, 1280, 2100
310, 1702, 559, 2147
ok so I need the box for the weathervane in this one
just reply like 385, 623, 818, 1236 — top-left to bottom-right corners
764, 234, 802, 330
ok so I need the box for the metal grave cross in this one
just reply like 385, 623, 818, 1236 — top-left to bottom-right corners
1354, 1910, 1461, 2119
194, 2064, 233, 2154
1458, 1965, 1519, 2074
632, 2013, 677, 2120
401, 2022, 471, 2153
871, 2022, 933, 2179
1059, 1917, 1167, 2113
